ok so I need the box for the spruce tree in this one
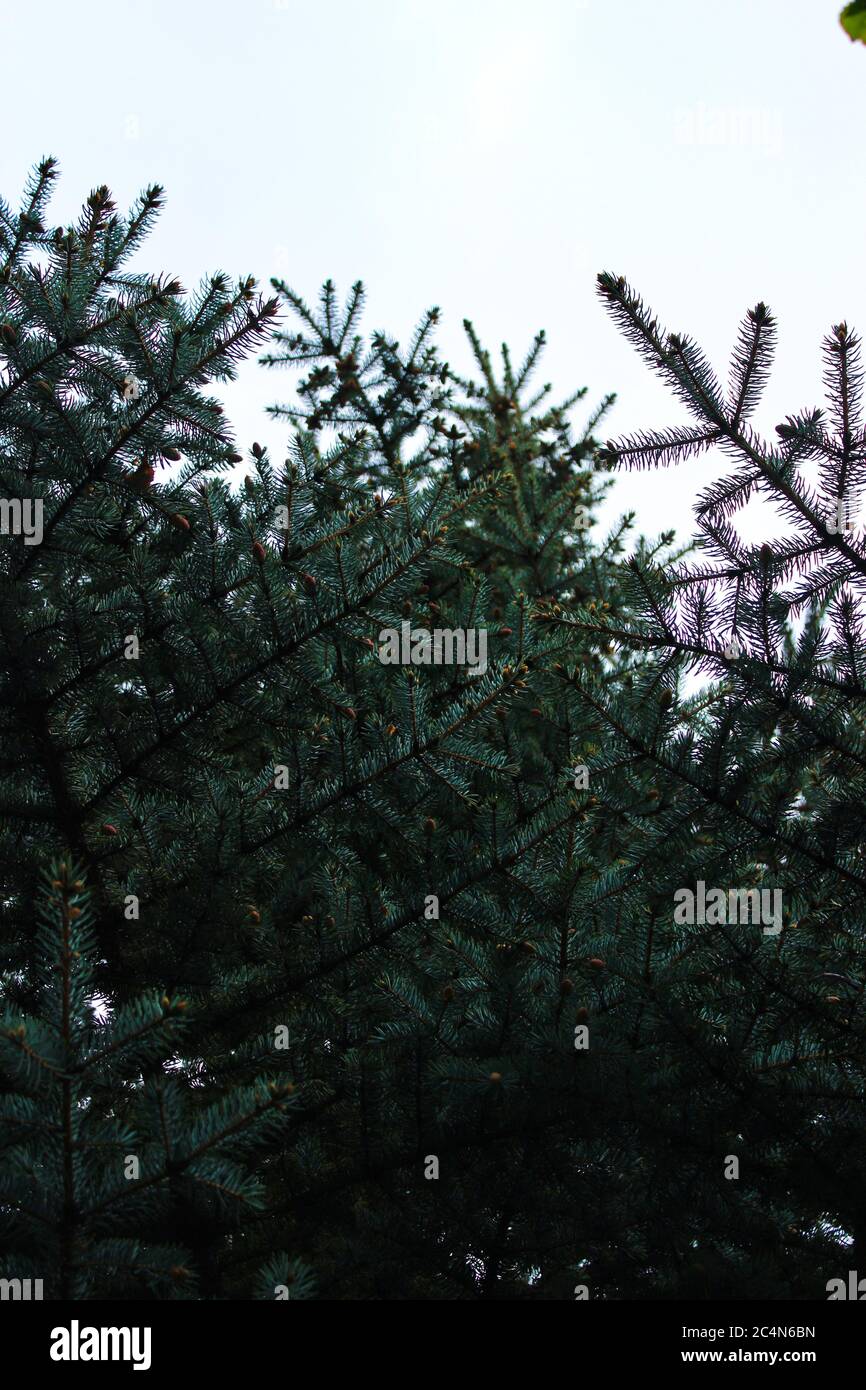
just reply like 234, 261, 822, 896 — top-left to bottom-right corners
2, 161, 657, 1298
7, 159, 863, 1299
0, 861, 306, 1300
548, 271, 866, 1295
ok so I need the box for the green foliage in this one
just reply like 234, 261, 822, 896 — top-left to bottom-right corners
2, 159, 863, 1300
0, 861, 304, 1299
841, 1, 866, 44
2, 161, 649, 1298
582, 270, 866, 1288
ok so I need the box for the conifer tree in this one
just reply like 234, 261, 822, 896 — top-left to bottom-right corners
0, 860, 307, 1300
546, 272, 866, 1294
13, 160, 860, 1298
2, 161, 658, 1298
0, 157, 279, 997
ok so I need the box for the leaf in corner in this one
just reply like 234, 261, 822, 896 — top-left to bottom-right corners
841, 1, 866, 44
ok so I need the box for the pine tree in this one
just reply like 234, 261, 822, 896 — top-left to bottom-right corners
2, 161, 659, 1298
544, 271, 866, 1294
16, 157, 860, 1299
0, 157, 279, 997
0, 860, 309, 1300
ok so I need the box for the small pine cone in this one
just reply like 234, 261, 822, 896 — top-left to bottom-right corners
301, 572, 317, 595
560, 978, 574, 995
488, 1072, 502, 1084
252, 441, 264, 459
252, 540, 266, 564
587, 957, 606, 970
169, 513, 190, 531
162, 447, 182, 462
423, 817, 436, 835
101, 823, 118, 836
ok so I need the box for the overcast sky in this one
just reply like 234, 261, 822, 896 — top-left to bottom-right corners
2, 0, 863, 551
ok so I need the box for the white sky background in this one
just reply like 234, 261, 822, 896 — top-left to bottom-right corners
1, 0, 864, 553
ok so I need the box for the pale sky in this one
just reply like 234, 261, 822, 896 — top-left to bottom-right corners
2, 0, 863, 550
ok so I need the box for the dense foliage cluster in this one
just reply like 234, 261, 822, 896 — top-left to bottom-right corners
0, 163, 862, 1299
